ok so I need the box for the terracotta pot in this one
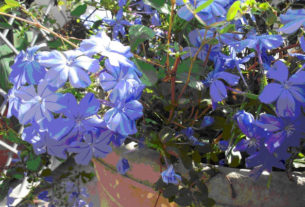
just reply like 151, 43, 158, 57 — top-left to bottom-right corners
92, 142, 305, 207
92, 142, 178, 207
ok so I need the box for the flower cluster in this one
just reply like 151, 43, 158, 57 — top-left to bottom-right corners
7, 31, 144, 166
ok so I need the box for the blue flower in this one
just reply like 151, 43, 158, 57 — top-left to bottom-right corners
161, 165, 181, 185
279, 9, 305, 34
245, 146, 286, 180
7, 86, 21, 118
181, 127, 205, 146
203, 59, 240, 109
37, 49, 99, 88
47, 93, 103, 144
9, 45, 46, 88
79, 31, 136, 69
230, 33, 283, 53
103, 92, 143, 136
177, 0, 228, 24
116, 158, 130, 175
38, 191, 49, 202
99, 59, 144, 99
103, 9, 132, 39
6, 188, 15, 207
233, 111, 266, 154
14, 80, 66, 125
290, 36, 305, 60
201, 116, 214, 128
259, 61, 305, 117
255, 113, 304, 154
68, 129, 112, 165
181, 29, 221, 61
218, 140, 229, 151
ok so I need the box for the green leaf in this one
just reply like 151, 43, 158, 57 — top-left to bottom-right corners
26, 156, 42, 172
194, 0, 214, 13
2, 128, 23, 144
0, 22, 13, 29
174, 188, 193, 206
159, 127, 175, 143
41, 169, 52, 177
47, 39, 64, 49
142, 0, 170, 14
163, 184, 178, 198
133, 58, 158, 86
226, 1, 241, 21
5, 0, 20, 7
0, 45, 14, 91
13, 173, 23, 180
71, 4, 87, 17
129, 25, 155, 51
13, 31, 34, 51
220, 24, 236, 34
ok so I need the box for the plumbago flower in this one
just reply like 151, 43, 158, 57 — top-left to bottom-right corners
176, 0, 229, 24
203, 59, 240, 109
233, 111, 285, 179
37, 49, 99, 88
278, 9, 305, 34
46, 93, 103, 145
103, 8, 132, 40
133, 0, 161, 26
99, 59, 144, 100
68, 129, 112, 165
116, 158, 130, 175
229, 33, 283, 57
233, 111, 267, 155
79, 31, 137, 70
255, 113, 305, 154
182, 29, 222, 62
14, 80, 66, 125
161, 165, 181, 185
103, 91, 143, 136
259, 61, 305, 117
9, 45, 46, 88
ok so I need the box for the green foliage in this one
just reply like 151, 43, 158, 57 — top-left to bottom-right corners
71, 4, 87, 17
142, 0, 170, 14
0, 45, 14, 92
226, 1, 241, 21
133, 58, 158, 86
129, 25, 156, 52
194, 0, 214, 13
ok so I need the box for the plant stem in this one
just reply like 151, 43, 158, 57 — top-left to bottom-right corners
0, 11, 78, 49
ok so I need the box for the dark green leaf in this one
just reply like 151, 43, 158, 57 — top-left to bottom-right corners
41, 169, 52, 177
26, 156, 42, 172
129, 25, 155, 51
0, 22, 13, 29
133, 58, 158, 86
71, 4, 87, 17
163, 184, 178, 198
174, 188, 193, 206
142, 0, 170, 14
0, 45, 13, 91
47, 39, 64, 49
13, 173, 23, 180
159, 127, 175, 143
13, 31, 33, 51
195, 181, 208, 198
200, 197, 216, 207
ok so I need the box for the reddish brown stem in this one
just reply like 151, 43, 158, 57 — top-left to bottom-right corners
167, 57, 181, 122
